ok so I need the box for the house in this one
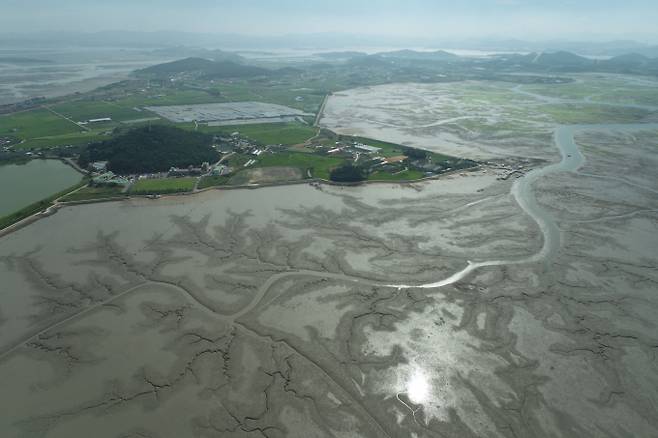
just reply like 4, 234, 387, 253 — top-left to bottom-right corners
90, 161, 108, 172
354, 143, 381, 153
92, 171, 129, 186
211, 165, 231, 176
384, 155, 408, 164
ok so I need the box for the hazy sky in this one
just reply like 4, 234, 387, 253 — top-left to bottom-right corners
2, 0, 658, 41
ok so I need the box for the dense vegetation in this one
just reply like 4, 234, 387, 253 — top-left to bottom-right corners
79, 125, 218, 174
329, 164, 366, 183
138, 58, 298, 80
402, 147, 428, 160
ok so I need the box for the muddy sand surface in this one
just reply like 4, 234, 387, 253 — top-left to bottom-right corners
1, 107, 657, 436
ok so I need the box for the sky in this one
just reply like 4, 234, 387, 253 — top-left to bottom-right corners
2, 0, 658, 42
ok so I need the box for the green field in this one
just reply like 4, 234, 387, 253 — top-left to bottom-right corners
211, 81, 326, 114
50, 101, 145, 122
17, 130, 112, 150
60, 185, 126, 202
113, 89, 224, 108
198, 175, 231, 189
0, 103, 144, 150
130, 177, 196, 194
200, 122, 317, 146
255, 152, 343, 179
369, 170, 425, 181
344, 136, 451, 162
0, 109, 82, 139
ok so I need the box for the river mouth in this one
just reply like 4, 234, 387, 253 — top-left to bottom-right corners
388, 122, 658, 290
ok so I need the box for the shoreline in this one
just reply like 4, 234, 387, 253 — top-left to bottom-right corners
0, 165, 482, 239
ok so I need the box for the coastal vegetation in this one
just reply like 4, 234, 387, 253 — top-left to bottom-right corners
329, 164, 367, 182
130, 177, 197, 194
79, 125, 219, 174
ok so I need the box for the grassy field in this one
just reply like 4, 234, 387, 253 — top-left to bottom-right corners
255, 152, 343, 179
199, 122, 317, 146
131, 177, 196, 194
113, 89, 223, 108
60, 185, 126, 202
211, 81, 326, 114
198, 175, 231, 189
346, 136, 453, 163
369, 170, 425, 181
16, 130, 112, 150
0, 104, 140, 150
0, 108, 82, 140
50, 101, 145, 122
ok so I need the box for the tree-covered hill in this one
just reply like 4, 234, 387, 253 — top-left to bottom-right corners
79, 125, 219, 174
137, 57, 299, 79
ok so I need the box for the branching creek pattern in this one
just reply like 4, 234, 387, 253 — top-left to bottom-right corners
1, 75, 657, 437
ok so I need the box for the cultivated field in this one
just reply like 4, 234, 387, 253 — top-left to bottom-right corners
130, 177, 196, 194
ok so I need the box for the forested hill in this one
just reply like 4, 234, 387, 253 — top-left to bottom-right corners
79, 125, 219, 174
137, 58, 296, 79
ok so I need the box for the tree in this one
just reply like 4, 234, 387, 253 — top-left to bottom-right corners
402, 147, 427, 160
80, 125, 219, 174
329, 164, 366, 182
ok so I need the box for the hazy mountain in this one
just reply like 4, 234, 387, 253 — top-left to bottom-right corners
605, 53, 650, 66
0, 57, 52, 64
1, 31, 658, 58
529, 51, 593, 67
149, 47, 244, 63
315, 51, 367, 60
137, 57, 300, 79
377, 50, 460, 62
345, 55, 392, 67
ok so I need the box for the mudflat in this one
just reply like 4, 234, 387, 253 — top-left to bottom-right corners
1, 78, 657, 437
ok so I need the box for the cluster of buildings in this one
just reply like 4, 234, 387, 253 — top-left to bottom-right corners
78, 117, 112, 125
91, 171, 130, 186
88, 159, 232, 188
168, 162, 211, 177
0, 137, 14, 148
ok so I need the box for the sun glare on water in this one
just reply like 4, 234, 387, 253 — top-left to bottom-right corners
407, 368, 430, 404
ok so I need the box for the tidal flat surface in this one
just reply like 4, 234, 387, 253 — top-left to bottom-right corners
0, 160, 81, 217
0, 48, 169, 105
1, 78, 657, 437
321, 75, 658, 160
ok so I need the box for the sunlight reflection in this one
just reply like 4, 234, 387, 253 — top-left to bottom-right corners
407, 367, 430, 404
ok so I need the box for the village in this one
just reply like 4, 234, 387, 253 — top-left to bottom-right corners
83, 125, 480, 194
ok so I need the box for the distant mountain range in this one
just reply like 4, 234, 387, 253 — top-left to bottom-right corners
376, 50, 460, 62
137, 49, 658, 80
0, 56, 53, 64
148, 47, 245, 63
2, 31, 658, 57
138, 57, 300, 79
492, 50, 658, 72
357, 49, 658, 74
